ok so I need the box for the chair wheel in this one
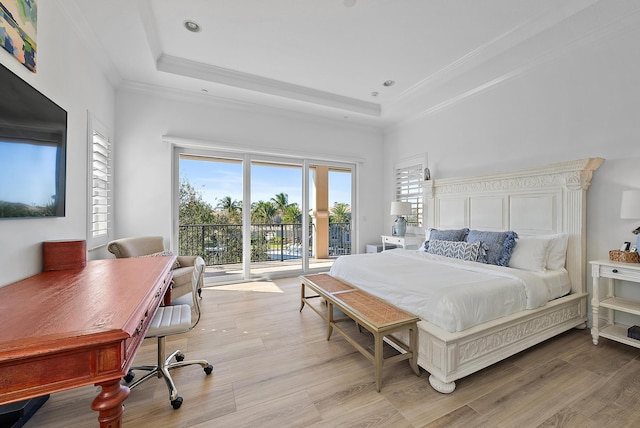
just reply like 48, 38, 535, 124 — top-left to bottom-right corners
204, 364, 213, 375
123, 370, 135, 383
175, 353, 185, 362
171, 397, 183, 409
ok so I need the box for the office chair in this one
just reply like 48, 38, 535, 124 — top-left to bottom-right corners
107, 236, 202, 301
123, 256, 213, 409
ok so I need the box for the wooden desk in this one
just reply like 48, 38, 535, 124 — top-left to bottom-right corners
0, 256, 175, 427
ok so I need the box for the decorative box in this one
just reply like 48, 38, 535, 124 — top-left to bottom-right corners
43, 239, 87, 271
628, 325, 640, 340
609, 250, 640, 263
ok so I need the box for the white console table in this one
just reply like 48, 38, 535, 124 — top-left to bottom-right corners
590, 259, 640, 348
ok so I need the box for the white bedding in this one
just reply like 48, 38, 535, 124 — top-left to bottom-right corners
329, 249, 570, 332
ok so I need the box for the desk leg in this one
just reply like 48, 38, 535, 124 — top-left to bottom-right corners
300, 283, 305, 312
91, 379, 130, 428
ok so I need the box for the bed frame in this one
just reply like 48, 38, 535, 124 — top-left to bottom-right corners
390, 158, 603, 393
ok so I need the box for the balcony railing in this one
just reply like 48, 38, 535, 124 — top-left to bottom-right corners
179, 222, 351, 266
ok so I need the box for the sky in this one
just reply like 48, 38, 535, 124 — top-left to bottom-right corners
0, 140, 57, 205
179, 158, 351, 210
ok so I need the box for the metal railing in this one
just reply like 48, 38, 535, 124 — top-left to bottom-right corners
179, 222, 351, 266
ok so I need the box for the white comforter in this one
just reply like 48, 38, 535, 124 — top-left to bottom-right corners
329, 249, 558, 332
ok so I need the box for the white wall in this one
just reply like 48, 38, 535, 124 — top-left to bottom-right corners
383, 16, 640, 322
114, 86, 384, 252
0, 2, 115, 286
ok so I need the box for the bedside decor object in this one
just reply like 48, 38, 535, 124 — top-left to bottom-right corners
609, 250, 640, 263
621, 190, 640, 252
390, 201, 412, 236
628, 325, 640, 340
423, 167, 431, 181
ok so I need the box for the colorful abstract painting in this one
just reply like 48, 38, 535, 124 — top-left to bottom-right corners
0, 0, 37, 72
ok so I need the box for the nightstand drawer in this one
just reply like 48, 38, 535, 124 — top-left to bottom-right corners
383, 236, 403, 245
594, 264, 640, 282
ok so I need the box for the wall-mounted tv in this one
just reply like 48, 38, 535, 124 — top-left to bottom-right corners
0, 62, 67, 218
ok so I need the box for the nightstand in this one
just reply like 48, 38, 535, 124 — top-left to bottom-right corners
381, 234, 423, 250
590, 259, 640, 348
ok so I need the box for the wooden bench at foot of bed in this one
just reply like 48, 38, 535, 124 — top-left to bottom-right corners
299, 273, 420, 392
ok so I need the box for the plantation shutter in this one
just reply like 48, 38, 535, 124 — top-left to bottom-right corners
89, 128, 112, 246
395, 162, 423, 225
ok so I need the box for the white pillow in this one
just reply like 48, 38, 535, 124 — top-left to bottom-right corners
508, 236, 553, 272
540, 233, 569, 270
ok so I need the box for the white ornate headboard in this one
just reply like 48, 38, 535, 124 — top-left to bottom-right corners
422, 158, 604, 295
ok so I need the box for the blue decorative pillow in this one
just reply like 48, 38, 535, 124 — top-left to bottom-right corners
423, 228, 469, 251
426, 239, 482, 262
466, 230, 518, 266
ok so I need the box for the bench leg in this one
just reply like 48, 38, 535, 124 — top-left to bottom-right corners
299, 283, 305, 312
409, 325, 420, 376
374, 332, 384, 392
327, 302, 334, 340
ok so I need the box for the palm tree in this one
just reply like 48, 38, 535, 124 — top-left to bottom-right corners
282, 203, 302, 224
251, 201, 277, 224
330, 202, 351, 223
217, 196, 241, 215
271, 193, 289, 218
216, 196, 242, 223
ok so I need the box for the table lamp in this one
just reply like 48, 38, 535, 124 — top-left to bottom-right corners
620, 190, 640, 252
390, 201, 413, 236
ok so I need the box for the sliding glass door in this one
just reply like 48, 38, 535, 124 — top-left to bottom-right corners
249, 160, 303, 277
177, 153, 245, 283
174, 147, 355, 284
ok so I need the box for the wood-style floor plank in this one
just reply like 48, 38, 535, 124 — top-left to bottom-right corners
23, 276, 640, 427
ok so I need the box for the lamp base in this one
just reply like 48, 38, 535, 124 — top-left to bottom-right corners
394, 217, 407, 236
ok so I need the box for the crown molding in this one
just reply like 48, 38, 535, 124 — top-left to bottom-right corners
118, 80, 384, 133
156, 54, 381, 117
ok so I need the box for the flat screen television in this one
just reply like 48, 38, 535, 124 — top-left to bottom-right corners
0, 62, 67, 218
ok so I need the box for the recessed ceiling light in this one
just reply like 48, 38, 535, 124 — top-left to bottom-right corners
201, 89, 208, 93
383, 80, 395, 87
371, 91, 379, 97
184, 20, 201, 33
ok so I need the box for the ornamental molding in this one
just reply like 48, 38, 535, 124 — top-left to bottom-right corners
423, 158, 603, 197
458, 305, 580, 363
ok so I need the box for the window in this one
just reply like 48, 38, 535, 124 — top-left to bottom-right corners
394, 156, 424, 226
87, 115, 112, 249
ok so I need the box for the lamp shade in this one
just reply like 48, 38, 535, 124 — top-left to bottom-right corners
390, 201, 412, 216
621, 190, 640, 219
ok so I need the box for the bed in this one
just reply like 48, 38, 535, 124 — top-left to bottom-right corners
330, 158, 603, 393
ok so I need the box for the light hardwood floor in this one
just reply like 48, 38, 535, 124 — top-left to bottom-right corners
25, 276, 640, 428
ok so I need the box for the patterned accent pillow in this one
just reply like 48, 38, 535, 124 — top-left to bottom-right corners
466, 230, 518, 266
423, 228, 469, 251
140, 250, 181, 269
426, 239, 482, 262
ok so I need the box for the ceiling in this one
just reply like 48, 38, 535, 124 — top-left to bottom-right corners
63, 0, 637, 127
